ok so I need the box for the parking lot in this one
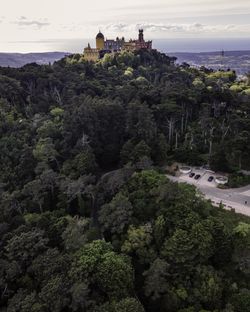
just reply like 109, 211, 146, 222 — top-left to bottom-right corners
167, 166, 250, 216
178, 167, 217, 188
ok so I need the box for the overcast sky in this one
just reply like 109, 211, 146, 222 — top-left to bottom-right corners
0, 0, 250, 52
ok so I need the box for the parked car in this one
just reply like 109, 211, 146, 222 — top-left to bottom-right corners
208, 176, 214, 182
194, 174, 201, 180
189, 172, 195, 178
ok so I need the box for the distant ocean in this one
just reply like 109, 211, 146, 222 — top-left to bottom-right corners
154, 38, 250, 53
2, 37, 250, 54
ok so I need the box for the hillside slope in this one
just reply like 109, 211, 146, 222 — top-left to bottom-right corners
0, 50, 250, 312
0, 52, 70, 67
169, 50, 250, 75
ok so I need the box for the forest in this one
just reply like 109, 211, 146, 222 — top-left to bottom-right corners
0, 49, 250, 311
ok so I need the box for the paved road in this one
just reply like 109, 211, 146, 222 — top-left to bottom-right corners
167, 175, 250, 216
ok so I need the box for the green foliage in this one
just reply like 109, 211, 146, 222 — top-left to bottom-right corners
161, 229, 196, 269
62, 217, 90, 252
5, 229, 48, 268
207, 70, 236, 82
70, 240, 134, 299
210, 149, 231, 172
62, 147, 97, 178
94, 251, 133, 298
192, 265, 223, 308
234, 222, 250, 237
231, 289, 250, 312
243, 88, 250, 95
0, 50, 250, 311
121, 140, 151, 165
232, 222, 250, 274
230, 84, 243, 92
6, 290, 44, 312
227, 173, 250, 188
33, 138, 58, 164
71, 240, 113, 277
144, 258, 170, 299
99, 193, 133, 234
123, 170, 168, 220
97, 297, 145, 312
122, 224, 155, 263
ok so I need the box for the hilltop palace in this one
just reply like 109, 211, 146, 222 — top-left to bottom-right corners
84, 29, 152, 62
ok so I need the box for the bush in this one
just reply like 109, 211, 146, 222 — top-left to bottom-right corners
227, 173, 250, 188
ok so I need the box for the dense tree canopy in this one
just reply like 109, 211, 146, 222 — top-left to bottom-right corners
0, 50, 250, 311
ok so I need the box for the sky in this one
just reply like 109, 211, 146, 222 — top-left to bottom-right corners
0, 0, 250, 52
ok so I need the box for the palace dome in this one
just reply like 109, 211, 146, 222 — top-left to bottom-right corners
96, 32, 104, 39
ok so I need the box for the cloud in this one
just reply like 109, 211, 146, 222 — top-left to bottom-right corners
13, 16, 50, 28
103, 22, 250, 34
104, 23, 130, 32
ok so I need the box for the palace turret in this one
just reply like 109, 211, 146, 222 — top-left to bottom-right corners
96, 31, 105, 50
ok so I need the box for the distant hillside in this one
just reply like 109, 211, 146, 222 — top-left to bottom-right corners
169, 50, 250, 75
0, 52, 70, 68
1, 50, 250, 75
